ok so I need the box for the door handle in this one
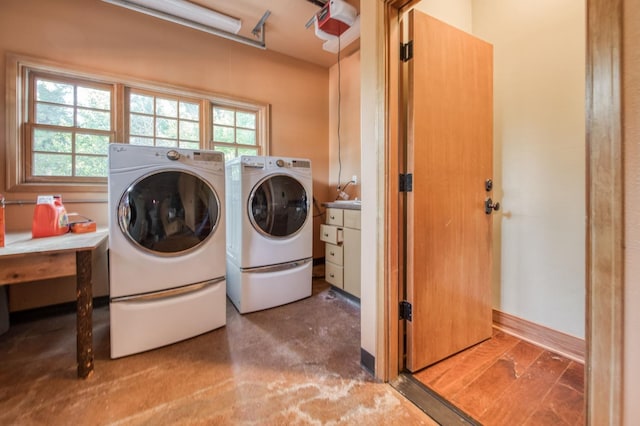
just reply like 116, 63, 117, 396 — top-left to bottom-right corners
485, 198, 500, 214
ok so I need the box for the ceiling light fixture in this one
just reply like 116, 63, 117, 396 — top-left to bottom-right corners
102, 0, 270, 49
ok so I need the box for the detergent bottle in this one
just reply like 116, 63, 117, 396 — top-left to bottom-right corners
32, 195, 70, 238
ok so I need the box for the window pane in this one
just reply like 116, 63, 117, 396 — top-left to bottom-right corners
156, 98, 177, 117
130, 136, 154, 146
213, 108, 234, 125
236, 112, 256, 129
33, 129, 72, 153
179, 141, 199, 150
36, 103, 74, 126
179, 121, 199, 141
238, 147, 258, 156
236, 129, 256, 145
77, 108, 111, 130
156, 118, 177, 138
130, 113, 154, 136
180, 101, 199, 120
33, 153, 72, 176
36, 79, 73, 105
156, 138, 177, 148
75, 155, 107, 177
130, 93, 154, 114
213, 125, 234, 142
214, 145, 236, 161
76, 134, 110, 154
77, 86, 110, 110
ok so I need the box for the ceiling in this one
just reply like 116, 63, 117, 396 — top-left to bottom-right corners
189, 0, 360, 68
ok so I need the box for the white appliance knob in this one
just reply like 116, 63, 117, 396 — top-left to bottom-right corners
166, 150, 181, 161
276, 159, 285, 167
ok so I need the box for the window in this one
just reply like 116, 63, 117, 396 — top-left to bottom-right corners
28, 72, 113, 181
6, 54, 269, 193
212, 106, 260, 160
129, 90, 201, 150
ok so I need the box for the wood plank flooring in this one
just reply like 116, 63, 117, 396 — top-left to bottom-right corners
412, 329, 585, 425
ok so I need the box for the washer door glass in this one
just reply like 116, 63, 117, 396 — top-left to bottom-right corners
249, 175, 308, 238
119, 170, 220, 255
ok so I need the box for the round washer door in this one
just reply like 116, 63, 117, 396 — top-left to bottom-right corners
118, 170, 220, 255
249, 174, 309, 238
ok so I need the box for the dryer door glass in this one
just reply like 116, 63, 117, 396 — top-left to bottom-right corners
250, 175, 308, 238
119, 170, 220, 255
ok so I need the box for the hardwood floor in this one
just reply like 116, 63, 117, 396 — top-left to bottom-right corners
412, 329, 585, 425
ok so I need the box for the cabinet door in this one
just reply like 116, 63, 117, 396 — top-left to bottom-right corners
325, 243, 344, 266
344, 210, 361, 229
320, 224, 343, 245
326, 208, 344, 226
343, 227, 361, 298
325, 262, 344, 288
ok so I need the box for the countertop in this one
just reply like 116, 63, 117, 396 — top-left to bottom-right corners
322, 200, 361, 210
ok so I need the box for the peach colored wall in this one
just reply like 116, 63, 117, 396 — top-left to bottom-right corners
624, 0, 640, 421
0, 0, 330, 309
328, 50, 361, 201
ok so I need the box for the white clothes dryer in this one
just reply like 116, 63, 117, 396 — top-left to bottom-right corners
226, 155, 313, 313
108, 144, 226, 358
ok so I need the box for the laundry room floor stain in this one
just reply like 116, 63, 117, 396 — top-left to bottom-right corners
0, 279, 435, 425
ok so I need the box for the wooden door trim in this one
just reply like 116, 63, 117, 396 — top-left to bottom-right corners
585, 0, 624, 423
382, 0, 625, 422
384, 1, 401, 381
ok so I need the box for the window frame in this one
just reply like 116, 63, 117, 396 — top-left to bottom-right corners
26, 70, 116, 184
211, 104, 263, 160
5, 53, 270, 196
126, 87, 205, 150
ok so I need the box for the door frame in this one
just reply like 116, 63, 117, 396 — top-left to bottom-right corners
381, 0, 624, 423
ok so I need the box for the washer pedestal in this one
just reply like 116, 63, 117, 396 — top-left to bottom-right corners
226, 259, 312, 314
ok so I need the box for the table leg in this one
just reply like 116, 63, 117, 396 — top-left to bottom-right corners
76, 249, 93, 378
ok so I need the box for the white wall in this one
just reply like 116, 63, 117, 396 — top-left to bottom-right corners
472, 0, 586, 338
359, 0, 383, 369
414, 0, 472, 33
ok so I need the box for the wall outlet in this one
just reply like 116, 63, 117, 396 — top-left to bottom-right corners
352, 175, 358, 185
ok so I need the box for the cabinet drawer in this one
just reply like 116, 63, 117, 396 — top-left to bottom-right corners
325, 243, 344, 265
325, 262, 343, 288
320, 224, 343, 245
326, 208, 344, 226
344, 210, 361, 229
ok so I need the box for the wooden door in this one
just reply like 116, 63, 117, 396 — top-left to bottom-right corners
404, 10, 495, 372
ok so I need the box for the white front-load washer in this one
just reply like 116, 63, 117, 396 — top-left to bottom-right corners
108, 144, 226, 358
226, 155, 313, 314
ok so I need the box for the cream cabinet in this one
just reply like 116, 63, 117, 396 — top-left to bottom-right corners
320, 206, 361, 298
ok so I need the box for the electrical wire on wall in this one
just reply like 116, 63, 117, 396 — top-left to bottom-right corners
334, 34, 357, 201
335, 34, 343, 199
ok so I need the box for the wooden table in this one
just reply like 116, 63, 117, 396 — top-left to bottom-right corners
0, 230, 108, 379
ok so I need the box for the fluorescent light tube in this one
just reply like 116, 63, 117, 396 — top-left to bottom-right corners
103, 0, 242, 34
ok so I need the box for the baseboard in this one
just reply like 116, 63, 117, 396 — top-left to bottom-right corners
360, 348, 375, 375
492, 309, 585, 364
9, 296, 109, 324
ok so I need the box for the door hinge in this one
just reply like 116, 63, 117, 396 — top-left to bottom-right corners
399, 173, 413, 192
401, 41, 413, 62
399, 301, 412, 321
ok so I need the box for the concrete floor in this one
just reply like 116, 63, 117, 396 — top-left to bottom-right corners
0, 279, 435, 425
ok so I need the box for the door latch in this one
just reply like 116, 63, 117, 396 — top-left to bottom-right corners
485, 179, 493, 192
485, 198, 500, 214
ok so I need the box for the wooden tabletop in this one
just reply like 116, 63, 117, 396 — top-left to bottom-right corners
0, 229, 108, 258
